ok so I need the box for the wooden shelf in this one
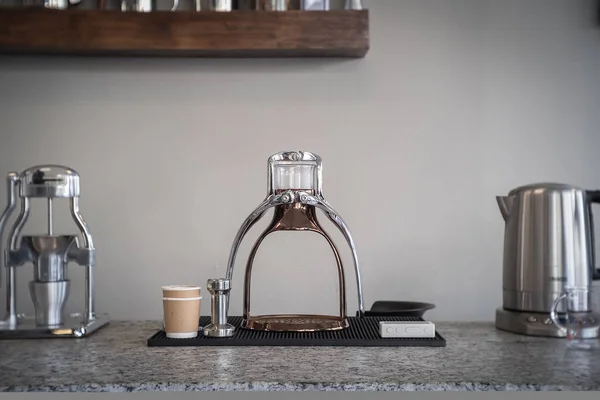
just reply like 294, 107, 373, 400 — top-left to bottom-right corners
0, 9, 369, 58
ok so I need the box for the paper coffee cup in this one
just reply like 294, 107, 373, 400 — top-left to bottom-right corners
162, 285, 201, 299
162, 296, 202, 339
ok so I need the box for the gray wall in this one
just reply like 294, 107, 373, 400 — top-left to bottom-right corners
1, 0, 600, 322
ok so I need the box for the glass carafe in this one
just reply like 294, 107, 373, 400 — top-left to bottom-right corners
551, 287, 600, 350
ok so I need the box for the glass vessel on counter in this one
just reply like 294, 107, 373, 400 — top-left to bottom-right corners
551, 287, 600, 350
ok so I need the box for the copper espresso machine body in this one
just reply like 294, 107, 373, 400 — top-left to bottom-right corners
225, 151, 365, 332
0, 165, 109, 339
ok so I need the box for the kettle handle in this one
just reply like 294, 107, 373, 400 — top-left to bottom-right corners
587, 190, 600, 280
550, 292, 568, 333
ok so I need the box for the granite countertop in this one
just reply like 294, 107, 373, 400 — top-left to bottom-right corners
0, 320, 599, 392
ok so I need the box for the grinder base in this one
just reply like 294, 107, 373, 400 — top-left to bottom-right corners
242, 314, 349, 332
495, 307, 600, 338
0, 312, 109, 340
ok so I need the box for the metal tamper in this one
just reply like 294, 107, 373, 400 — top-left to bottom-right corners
203, 278, 235, 338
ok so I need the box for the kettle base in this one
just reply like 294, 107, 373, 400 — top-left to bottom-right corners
495, 307, 600, 338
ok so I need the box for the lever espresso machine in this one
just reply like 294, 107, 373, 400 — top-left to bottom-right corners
0, 165, 109, 339
225, 151, 365, 332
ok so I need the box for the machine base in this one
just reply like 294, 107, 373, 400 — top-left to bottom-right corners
0, 312, 109, 339
242, 314, 349, 332
495, 307, 600, 338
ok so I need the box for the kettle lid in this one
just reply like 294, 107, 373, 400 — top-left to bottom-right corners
508, 182, 583, 195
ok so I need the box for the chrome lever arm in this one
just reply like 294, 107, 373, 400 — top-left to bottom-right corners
0, 173, 19, 325
70, 197, 95, 322
0, 174, 18, 268
225, 192, 295, 282
225, 192, 294, 313
3, 189, 30, 326
301, 192, 365, 317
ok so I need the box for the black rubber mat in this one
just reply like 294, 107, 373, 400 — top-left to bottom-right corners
147, 316, 446, 347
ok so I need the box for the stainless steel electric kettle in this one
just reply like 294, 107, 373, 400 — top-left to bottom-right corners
495, 183, 600, 338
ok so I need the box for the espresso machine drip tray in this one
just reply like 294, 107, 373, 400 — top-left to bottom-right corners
243, 315, 349, 332
147, 316, 447, 347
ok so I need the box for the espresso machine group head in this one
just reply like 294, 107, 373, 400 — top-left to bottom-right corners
0, 165, 109, 339
225, 151, 365, 332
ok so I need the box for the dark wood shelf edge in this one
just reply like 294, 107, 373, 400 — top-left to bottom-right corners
0, 47, 369, 58
0, 9, 370, 58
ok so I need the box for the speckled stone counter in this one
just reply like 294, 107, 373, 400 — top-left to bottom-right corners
0, 321, 599, 392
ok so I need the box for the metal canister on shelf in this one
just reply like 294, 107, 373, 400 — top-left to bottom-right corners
120, 0, 180, 11
120, 0, 152, 11
21, 0, 82, 9
301, 0, 328, 10
195, 0, 232, 11
344, 0, 361, 10
254, 0, 299, 10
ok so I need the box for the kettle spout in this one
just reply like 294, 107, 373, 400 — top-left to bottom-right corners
496, 196, 514, 222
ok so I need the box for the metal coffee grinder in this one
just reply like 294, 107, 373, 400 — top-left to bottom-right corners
0, 165, 109, 339
225, 151, 365, 332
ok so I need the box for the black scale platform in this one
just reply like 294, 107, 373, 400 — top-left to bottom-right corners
147, 316, 446, 347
